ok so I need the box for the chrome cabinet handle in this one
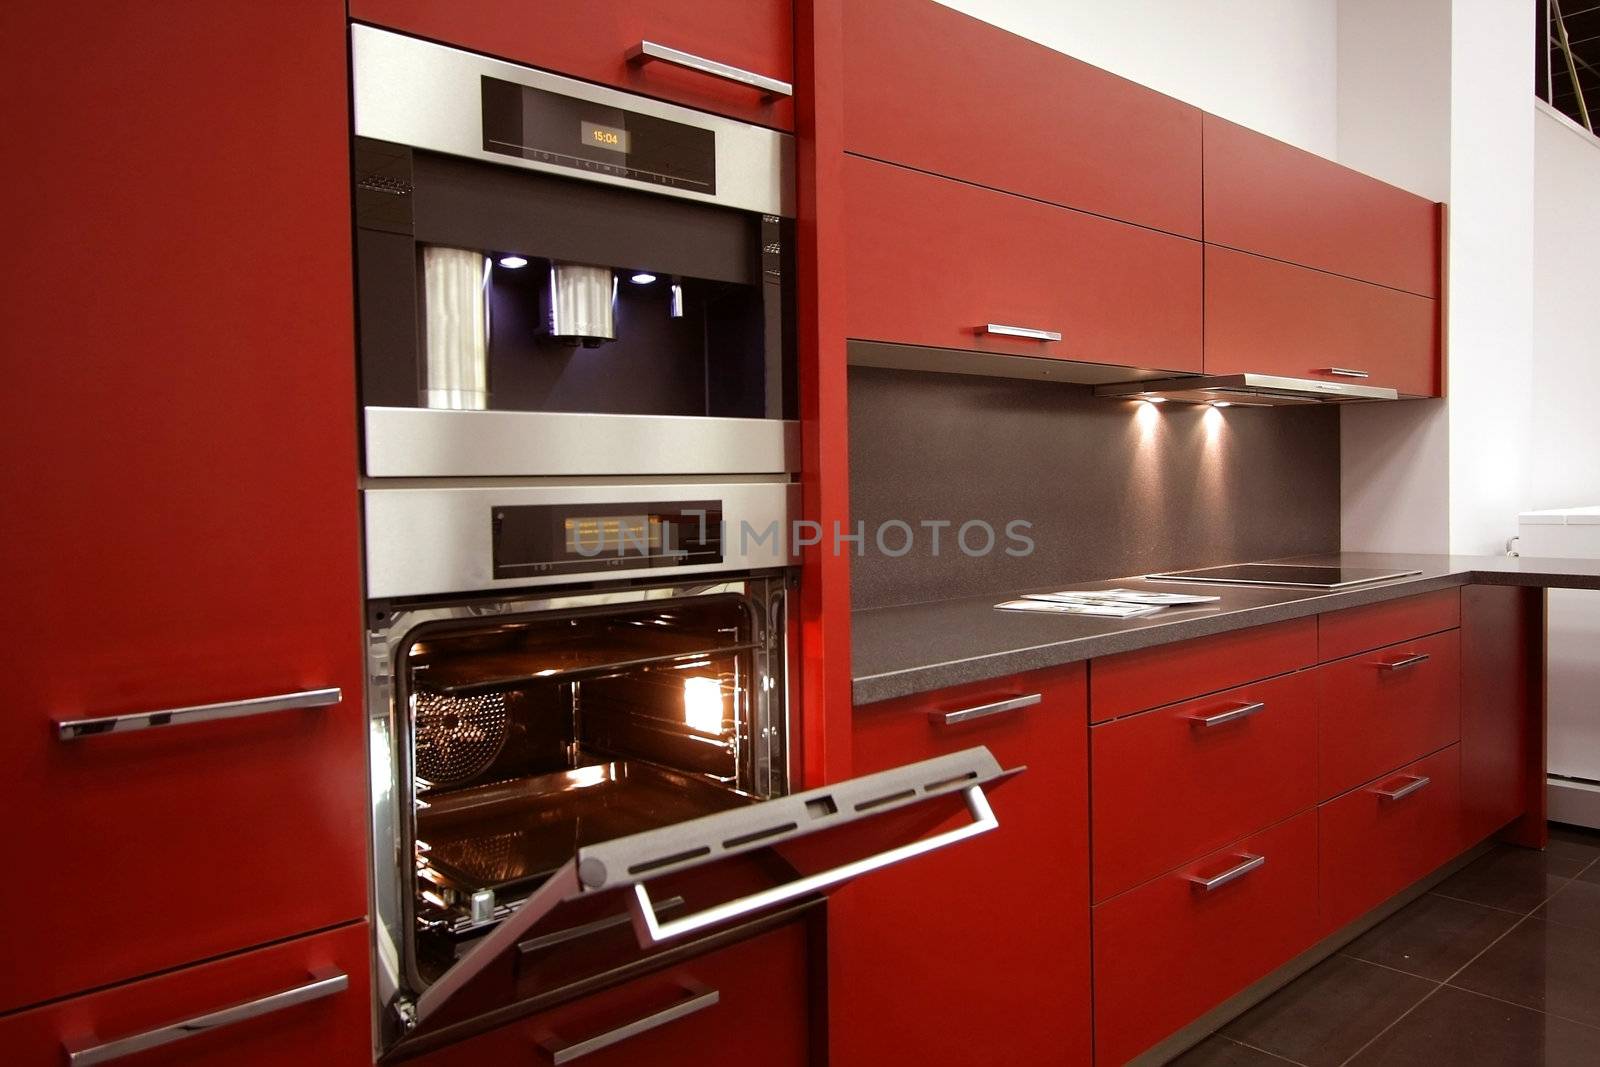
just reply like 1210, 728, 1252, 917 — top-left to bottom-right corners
56, 687, 341, 740
1376, 653, 1430, 671
1373, 774, 1431, 802
63, 970, 348, 1065
1187, 854, 1266, 893
539, 983, 718, 1064
627, 783, 998, 945
932, 692, 1041, 726
627, 41, 792, 98
1322, 367, 1371, 378
977, 323, 1063, 342
1186, 700, 1266, 729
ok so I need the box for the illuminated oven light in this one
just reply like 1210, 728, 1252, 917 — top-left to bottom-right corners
1211, 401, 1232, 408
682, 676, 725, 735
630, 272, 658, 285
498, 255, 529, 269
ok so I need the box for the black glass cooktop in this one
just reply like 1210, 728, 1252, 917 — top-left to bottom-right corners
1144, 564, 1423, 589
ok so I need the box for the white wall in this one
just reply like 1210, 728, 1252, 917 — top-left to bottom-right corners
1529, 104, 1600, 511
932, 0, 1340, 156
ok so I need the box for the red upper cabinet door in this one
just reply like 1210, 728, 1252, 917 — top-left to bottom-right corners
834, 667, 1092, 1066
1205, 246, 1442, 397
843, 0, 1202, 236
1203, 114, 1441, 297
351, 0, 794, 129
844, 156, 1203, 372
0, 2, 366, 1011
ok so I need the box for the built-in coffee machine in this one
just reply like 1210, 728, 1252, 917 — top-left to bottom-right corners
352, 27, 1015, 1061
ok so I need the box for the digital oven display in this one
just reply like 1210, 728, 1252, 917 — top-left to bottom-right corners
493, 501, 724, 580
563, 514, 660, 554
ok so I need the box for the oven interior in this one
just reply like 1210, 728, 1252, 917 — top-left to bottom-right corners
399, 592, 782, 982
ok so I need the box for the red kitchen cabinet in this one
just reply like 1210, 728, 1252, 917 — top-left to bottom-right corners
1093, 811, 1320, 1067
1318, 630, 1461, 800
0, 922, 372, 1066
1319, 587, 1461, 661
1, 1, 367, 1012
1320, 745, 1463, 933
1089, 616, 1317, 722
1459, 586, 1542, 845
1203, 113, 1441, 297
1092, 670, 1318, 902
834, 667, 1092, 1065
843, 155, 1203, 373
411, 923, 812, 1067
1205, 246, 1442, 397
843, 0, 1202, 236
350, 0, 794, 130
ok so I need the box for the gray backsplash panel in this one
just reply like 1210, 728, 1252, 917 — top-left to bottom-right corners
849, 366, 1341, 610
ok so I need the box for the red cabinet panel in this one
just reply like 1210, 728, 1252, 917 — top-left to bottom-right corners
0, 922, 371, 1066
413, 923, 810, 1067
1319, 588, 1461, 661
843, 0, 1202, 236
834, 666, 1092, 1065
843, 155, 1203, 373
1092, 671, 1317, 902
1204, 246, 1441, 397
1093, 812, 1320, 1067
1460, 586, 1541, 845
1, 1, 366, 1011
1089, 617, 1317, 723
1318, 630, 1461, 801
1320, 745, 1462, 933
351, 0, 794, 130
1203, 113, 1440, 297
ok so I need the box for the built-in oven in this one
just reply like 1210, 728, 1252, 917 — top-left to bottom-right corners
351, 25, 796, 481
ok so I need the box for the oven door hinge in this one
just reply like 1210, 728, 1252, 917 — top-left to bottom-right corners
395, 998, 419, 1033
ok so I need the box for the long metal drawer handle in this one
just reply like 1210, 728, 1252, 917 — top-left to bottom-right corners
57, 687, 341, 740
63, 969, 348, 1065
1322, 367, 1371, 378
1376, 653, 1430, 671
539, 983, 718, 1064
977, 323, 1063, 342
628, 783, 998, 946
1187, 853, 1266, 893
627, 41, 792, 98
1186, 700, 1266, 729
1373, 775, 1432, 802
932, 692, 1041, 726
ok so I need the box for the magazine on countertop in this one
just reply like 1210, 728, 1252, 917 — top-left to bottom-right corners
1024, 588, 1222, 607
993, 599, 1163, 618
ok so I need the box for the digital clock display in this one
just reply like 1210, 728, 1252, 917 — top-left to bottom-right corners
580, 120, 630, 154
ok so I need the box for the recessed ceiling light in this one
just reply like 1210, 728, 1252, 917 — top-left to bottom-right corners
498, 255, 528, 269
630, 272, 658, 285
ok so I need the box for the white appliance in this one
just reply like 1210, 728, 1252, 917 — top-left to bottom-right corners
1518, 506, 1600, 829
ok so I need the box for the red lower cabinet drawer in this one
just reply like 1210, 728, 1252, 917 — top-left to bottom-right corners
1092, 670, 1317, 901
1318, 629, 1460, 799
1320, 745, 1463, 933
412, 923, 810, 1066
1093, 811, 1320, 1067
1318, 588, 1461, 661
0, 922, 371, 1066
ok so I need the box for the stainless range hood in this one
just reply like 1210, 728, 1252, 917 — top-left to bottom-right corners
1095, 373, 1398, 406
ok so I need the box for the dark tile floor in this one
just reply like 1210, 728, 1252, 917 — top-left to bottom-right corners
1170, 824, 1600, 1067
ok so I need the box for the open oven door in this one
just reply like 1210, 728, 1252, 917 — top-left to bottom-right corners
394, 746, 1021, 1047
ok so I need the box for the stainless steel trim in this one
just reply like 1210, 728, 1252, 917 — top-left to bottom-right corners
363, 481, 798, 598
626, 782, 999, 945
1186, 701, 1266, 729
1373, 775, 1432, 802
1187, 854, 1266, 893
977, 323, 1063, 342
518, 898, 686, 956
63, 970, 348, 1065
1377, 652, 1431, 671
363, 408, 800, 479
1321, 367, 1371, 379
539, 983, 719, 1064
628, 41, 792, 98
933, 693, 1041, 726
352, 25, 793, 216
1097, 373, 1399, 405
57, 688, 341, 741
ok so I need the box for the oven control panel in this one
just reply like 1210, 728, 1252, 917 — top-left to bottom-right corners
492, 500, 724, 579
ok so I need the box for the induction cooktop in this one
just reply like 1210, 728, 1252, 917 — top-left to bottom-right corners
1143, 563, 1423, 589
